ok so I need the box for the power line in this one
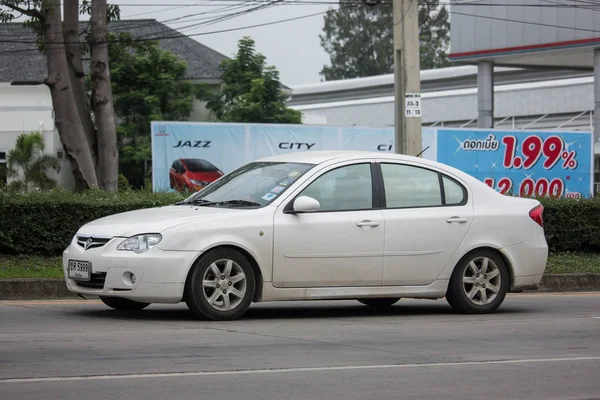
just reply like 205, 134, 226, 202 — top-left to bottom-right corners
3, 0, 600, 39
0, 0, 304, 39
166, 0, 288, 36
5, 0, 600, 8
0, 5, 362, 52
0, 0, 347, 44
1, 1, 600, 54
0, 0, 352, 38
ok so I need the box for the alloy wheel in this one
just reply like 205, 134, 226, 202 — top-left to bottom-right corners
461, 256, 501, 306
201, 259, 247, 312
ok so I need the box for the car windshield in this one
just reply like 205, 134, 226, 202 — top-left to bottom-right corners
179, 161, 315, 208
184, 159, 219, 172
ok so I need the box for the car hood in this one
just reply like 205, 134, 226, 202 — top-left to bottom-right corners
77, 205, 244, 237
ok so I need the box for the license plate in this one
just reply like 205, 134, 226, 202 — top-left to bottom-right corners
68, 260, 91, 281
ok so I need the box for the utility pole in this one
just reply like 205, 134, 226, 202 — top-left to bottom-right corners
393, 0, 421, 155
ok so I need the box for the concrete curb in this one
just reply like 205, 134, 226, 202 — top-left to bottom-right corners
537, 273, 600, 293
1, 274, 600, 300
0, 279, 78, 300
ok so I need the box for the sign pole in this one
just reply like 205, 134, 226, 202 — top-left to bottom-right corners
393, 0, 422, 155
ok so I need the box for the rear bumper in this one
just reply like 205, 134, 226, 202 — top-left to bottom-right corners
500, 226, 548, 292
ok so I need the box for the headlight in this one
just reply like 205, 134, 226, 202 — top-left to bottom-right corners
191, 179, 210, 186
117, 234, 162, 254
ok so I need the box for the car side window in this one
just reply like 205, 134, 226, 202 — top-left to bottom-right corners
443, 176, 466, 205
299, 163, 373, 211
381, 163, 442, 208
173, 160, 182, 172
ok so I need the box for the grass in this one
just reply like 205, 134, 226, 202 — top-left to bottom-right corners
0, 256, 62, 279
545, 252, 600, 274
1, 252, 600, 279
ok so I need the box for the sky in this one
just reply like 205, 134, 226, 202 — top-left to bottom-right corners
116, 0, 338, 87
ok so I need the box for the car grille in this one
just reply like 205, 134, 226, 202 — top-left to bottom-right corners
75, 272, 107, 289
77, 236, 112, 250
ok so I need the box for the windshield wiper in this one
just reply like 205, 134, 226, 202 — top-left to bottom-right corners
215, 200, 261, 207
176, 199, 217, 206
176, 199, 260, 207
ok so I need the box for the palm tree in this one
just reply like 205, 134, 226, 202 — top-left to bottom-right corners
7, 132, 61, 192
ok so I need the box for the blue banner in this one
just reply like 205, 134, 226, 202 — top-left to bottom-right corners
436, 128, 594, 198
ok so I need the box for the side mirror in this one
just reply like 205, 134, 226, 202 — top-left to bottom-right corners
292, 196, 320, 213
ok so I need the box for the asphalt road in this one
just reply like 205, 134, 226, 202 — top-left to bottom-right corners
1, 293, 600, 400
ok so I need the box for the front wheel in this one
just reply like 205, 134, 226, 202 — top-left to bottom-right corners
446, 250, 509, 314
184, 248, 255, 321
99, 296, 150, 311
357, 298, 400, 307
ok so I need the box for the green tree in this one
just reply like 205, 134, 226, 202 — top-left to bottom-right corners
0, 0, 122, 191
203, 37, 302, 124
319, 0, 450, 80
7, 132, 61, 192
106, 33, 206, 188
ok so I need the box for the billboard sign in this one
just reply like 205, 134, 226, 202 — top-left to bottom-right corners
436, 128, 594, 198
151, 121, 593, 198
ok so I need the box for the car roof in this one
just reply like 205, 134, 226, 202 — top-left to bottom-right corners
256, 150, 497, 196
257, 150, 421, 165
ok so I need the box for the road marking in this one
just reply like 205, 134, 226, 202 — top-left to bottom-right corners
2, 356, 600, 384
0, 301, 101, 306
509, 292, 600, 297
0, 292, 599, 306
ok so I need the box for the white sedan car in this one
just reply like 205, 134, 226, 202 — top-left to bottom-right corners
63, 151, 548, 320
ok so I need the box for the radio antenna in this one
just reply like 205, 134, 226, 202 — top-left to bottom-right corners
415, 146, 430, 158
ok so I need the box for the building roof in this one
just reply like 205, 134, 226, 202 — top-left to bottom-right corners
288, 65, 593, 106
0, 19, 229, 83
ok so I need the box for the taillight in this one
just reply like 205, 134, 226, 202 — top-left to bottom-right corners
529, 204, 544, 227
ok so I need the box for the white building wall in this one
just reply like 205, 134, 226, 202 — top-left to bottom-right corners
0, 83, 74, 188
290, 77, 596, 130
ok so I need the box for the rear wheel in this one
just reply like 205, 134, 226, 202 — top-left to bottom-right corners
99, 296, 150, 311
446, 249, 509, 314
357, 298, 400, 307
185, 248, 255, 321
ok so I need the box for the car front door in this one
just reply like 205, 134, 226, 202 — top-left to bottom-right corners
377, 161, 473, 286
272, 161, 385, 288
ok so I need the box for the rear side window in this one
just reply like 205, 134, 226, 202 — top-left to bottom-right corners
443, 176, 466, 205
380, 163, 468, 208
381, 163, 442, 208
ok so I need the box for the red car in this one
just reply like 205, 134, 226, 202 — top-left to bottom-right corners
169, 158, 224, 192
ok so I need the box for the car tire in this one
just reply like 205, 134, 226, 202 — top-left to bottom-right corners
446, 249, 509, 314
99, 296, 150, 311
357, 298, 400, 307
185, 248, 256, 321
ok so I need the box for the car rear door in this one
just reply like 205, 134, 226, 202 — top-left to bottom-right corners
376, 160, 474, 286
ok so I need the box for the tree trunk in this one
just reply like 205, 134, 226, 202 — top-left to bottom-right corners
42, 0, 99, 190
91, 0, 119, 192
63, 0, 98, 167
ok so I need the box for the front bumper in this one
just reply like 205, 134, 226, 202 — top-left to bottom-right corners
62, 236, 199, 304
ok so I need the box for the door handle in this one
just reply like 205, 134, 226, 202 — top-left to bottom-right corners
357, 220, 380, 227
446, 216, 468, 224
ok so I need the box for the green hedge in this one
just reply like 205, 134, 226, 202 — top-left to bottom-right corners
540, 197, 600, 253
0, 188, 599, 255
0, 189, 182, 256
